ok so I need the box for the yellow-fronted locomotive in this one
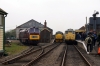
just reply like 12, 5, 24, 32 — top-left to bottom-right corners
19, 27, 40, 46
54, 31, 64, 43
64, 29, 77, 45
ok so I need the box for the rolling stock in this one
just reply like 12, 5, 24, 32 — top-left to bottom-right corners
64, 29, 77, 45
19, 27, 40, 45
54, 31, 64, 43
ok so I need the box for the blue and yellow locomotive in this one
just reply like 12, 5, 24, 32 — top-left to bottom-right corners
54, 31, 64, 43
64, 29, 77, 45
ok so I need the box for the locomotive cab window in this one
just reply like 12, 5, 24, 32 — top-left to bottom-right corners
35, 28, 39, 33
72, 31, 75, 34
29, 28, 34, 33
68, 31, 72, 33
65, 31, 68, 34
29, 28, 39, 33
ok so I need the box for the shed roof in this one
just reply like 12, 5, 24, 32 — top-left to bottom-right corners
16, 19, 53, 31
16, 19, 38, 28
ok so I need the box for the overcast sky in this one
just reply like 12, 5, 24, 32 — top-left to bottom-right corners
0, 0, 100, 34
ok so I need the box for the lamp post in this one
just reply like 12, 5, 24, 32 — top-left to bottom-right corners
92, 11, 99, 31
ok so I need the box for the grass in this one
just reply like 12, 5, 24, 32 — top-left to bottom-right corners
5, 42, 28, 55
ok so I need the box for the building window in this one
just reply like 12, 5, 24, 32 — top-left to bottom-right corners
96, 24, 99, 29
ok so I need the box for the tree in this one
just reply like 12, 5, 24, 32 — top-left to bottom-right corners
5, 29, 16, 40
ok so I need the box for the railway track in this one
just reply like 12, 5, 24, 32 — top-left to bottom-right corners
22, 43, 60, 66
1, 42, 93, 66
1, 46, 39, 64
0, 46, 35, 62
61, 44, 67, 66
1, 43, 59, 66
61, 44, 92, 66
74, 45, 92, 66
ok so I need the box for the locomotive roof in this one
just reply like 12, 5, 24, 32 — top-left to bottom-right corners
56, 31, 63, 33
55, 31, 63, 35
65, 29, 74, 31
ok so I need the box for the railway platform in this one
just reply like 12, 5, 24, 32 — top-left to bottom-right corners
77, 40, 99, 55
77, 40, 100, 66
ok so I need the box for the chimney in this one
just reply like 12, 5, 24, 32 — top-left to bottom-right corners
44, 20, 47, 28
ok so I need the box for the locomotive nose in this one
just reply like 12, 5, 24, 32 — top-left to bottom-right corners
29, 35, 40, 40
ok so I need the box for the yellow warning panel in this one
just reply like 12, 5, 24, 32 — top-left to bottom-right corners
0, 29, 3, 50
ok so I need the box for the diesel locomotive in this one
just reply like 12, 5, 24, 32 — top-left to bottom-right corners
19, 27, 40, 45
64, 29, 77, 45
54, 31, 64, 43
